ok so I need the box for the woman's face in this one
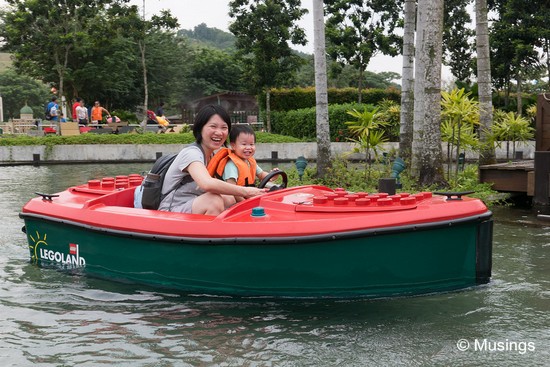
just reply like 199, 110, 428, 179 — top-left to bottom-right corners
201, 114, 229, 152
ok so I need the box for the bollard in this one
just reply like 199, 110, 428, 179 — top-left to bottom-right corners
378, 178, 396, 195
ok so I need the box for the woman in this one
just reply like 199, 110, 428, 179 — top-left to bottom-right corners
158, 105, 266, 215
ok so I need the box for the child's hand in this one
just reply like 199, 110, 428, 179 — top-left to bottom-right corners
268, 168, 279, 181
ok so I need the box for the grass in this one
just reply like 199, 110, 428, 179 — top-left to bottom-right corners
0, 131, 304, 146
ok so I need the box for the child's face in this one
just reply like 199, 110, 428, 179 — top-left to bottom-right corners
231, 133, 256, 160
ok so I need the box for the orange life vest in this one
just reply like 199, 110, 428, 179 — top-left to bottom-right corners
207, 148, 257, 186
91, 107, 103, 122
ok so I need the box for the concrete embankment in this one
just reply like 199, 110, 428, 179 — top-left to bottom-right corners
0, 142, 362, 166
0, 141, 536, 166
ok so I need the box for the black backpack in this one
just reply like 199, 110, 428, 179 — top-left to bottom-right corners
141, 153, 178, 210
44, 103, 52, 120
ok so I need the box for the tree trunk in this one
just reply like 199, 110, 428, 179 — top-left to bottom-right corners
140, 40, 148, 126
516, 73, 522, 115
399, 0, 416, 163
313, 0, 331, 178
266, 89, 271, 133
412, 0, 447, 187
358, 66, 363, 104
475, 0, 496, 165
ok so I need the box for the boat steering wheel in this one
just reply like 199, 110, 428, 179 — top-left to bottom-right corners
258, 170, 288, 190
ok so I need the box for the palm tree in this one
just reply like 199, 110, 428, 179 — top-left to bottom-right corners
345, 107, 389, 180
475, 0, 496, 165
399, 0, 416, 163
313, 0, 331, 178
412, 0, 447, 186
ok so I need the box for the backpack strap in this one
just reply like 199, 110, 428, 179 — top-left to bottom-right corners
164, 142, 206, 197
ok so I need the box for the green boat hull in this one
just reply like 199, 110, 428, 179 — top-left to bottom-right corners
23, 213, 492, 298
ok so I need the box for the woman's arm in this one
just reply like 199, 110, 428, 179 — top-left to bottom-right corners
187, 161, 265, 198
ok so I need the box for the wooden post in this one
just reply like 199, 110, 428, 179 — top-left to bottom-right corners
533, 151, 550, 207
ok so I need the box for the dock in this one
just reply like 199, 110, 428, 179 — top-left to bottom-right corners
479, 160, 534, 195
480, 94, 550, 207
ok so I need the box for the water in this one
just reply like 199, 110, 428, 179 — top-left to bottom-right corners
1, 164, 549, 366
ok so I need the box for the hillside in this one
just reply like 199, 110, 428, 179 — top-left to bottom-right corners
177, 23, 311, 58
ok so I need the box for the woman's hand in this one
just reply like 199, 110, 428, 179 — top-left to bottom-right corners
242, 186, 268, 198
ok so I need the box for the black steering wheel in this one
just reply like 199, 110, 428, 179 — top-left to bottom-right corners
258, 170, 288, 190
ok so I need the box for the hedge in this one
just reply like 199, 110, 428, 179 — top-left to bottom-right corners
259, 87, 401, 112
269, 103, 379, 141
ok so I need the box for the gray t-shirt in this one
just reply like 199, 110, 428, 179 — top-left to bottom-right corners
158, 144, 205, 213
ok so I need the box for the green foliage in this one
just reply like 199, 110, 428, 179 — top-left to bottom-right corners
345, 107, 389, 179
185, 46, 245, 100
375, 99, 401, 141
492, 111, 535, 159
178, 23, 237, 51
442, 0, 474, 83
270, 103, 377, 141
324, 0, 402, 95
269, 102, 405, 142
263, 87, 401, 112
0, 70, 50, 119
0, 131, 300, 146
228, 0, 307, 94
440, 88, 479, 179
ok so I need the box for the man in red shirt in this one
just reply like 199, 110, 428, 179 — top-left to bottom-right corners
72, 97, 81, 121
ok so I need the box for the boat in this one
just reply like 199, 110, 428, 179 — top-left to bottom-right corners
20, 171, 493, 298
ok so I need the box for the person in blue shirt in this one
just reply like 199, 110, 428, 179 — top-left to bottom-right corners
46, 96, 59, 121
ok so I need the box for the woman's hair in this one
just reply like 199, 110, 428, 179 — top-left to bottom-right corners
192, 105, 232, 143
229, 124, 255, 143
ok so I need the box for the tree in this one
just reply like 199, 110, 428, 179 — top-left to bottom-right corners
324, 0, 402, 103
313, 0, 331, 178
399, 0, 415, 163
475, 0, 496, 165
489, 0, 544, 113
229, 0, 308, 132
185, 46, 245, 101
0, 0, 120, 104
443, 0, 475, 83
111, 6, 178, 123
412, 0, 447, 186
440, 88, 479, 179
345, 107, 389, 180
0, 70, 50, 119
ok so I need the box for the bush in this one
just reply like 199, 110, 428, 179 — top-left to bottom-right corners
261, 87, 401, 112
269, 103, 378, 141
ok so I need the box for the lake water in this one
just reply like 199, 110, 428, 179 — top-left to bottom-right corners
1, 164, 548, 366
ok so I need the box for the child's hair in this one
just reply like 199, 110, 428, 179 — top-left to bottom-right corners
229, 124, 256, 143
